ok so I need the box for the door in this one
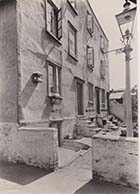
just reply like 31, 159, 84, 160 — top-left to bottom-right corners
77, 81, 84, 115
95, 87, 100, 114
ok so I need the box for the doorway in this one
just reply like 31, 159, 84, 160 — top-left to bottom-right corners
77, 81, 84, 115
95, 87, 100, 114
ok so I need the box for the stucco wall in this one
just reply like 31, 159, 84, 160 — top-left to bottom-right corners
92, 134, 139, 189
0, 0, 18, 122
15, 0, 110, 139
0, 123, 58, 170
110, 101, 124, 121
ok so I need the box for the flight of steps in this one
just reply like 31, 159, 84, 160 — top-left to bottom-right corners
72, 117, 101, 138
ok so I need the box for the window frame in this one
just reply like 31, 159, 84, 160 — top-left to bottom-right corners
87, 46, 94, 70
46, 0, 62, 41
87, 11, 94, 35
47, 62, 62, 97
88, 83, 94, 104
68, 21, 77, 59
100, 60, 106, 80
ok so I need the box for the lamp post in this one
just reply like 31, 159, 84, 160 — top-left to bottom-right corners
115, 0, 136, 137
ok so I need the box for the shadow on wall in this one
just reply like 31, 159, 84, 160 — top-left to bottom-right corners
20, 76, 37, 108
41, 97, 53, 119
74, 180, 139, 194
0, 160, 53, 185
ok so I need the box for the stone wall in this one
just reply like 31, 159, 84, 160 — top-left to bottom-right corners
0, 123, 58, 170
92, 134, 139, 189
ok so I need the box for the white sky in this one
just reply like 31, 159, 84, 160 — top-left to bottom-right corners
89, 0, 138, 90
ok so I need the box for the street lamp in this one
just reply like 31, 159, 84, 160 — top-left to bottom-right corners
115, 0, 136, 137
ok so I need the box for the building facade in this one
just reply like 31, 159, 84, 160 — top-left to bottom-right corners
0, 0, 109, 146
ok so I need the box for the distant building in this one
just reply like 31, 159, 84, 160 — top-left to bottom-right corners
0, 0, 109, 147
110, 86, 138, 123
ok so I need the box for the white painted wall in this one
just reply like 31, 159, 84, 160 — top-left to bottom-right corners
92, 134, 139, 189
0, 123, 58, 170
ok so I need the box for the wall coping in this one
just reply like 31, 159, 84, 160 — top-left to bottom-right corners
92, 134, 139, 143
18, 127, 57, 132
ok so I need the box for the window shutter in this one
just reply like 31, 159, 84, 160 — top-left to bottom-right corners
57, 8, 62, 39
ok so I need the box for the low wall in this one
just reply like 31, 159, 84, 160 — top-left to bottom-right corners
0, 123, 58, 170
92, 134, 139, 189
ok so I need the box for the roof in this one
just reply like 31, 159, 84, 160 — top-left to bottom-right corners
110, 91, 124, 99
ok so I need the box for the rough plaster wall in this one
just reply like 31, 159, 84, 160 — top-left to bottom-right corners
0, 0, 18, 122
17, 0, 64, 123
16, 0, 110, 136
110, 101, 124, 121
0, 123, 58, 169
92, 135, 139, 189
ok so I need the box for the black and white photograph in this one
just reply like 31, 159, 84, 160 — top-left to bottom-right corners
0, 0, 138, 193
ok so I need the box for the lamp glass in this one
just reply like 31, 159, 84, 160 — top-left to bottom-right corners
115, 7, 136, 38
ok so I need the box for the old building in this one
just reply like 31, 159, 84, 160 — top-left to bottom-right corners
0, 0, 109, 143
0, 0, 109, 167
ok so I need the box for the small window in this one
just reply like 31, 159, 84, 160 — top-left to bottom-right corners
88, 83, 94, 103
46, 0, 62, 40
87, 46, 94, 70
100, 60, 106, 79
87, 12, 94, 34
68, 22, 77, 58
101, 89, 106, 109
100, 35, 105, 50
48, 63, 61, 96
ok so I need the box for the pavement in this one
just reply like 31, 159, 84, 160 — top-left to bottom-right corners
0, 138, 139, 194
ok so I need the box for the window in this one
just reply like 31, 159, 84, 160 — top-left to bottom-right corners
46, 0, 62, 39
87, 46, 94, 70
100, 60, 106, 79
100, 35, 105, 51
48, 63, 61, 96
87, 12, 94, 34
68, 22, 77, 58
68, 0, 77, 10
101, 89, 106, 109
88, 83, 94, 103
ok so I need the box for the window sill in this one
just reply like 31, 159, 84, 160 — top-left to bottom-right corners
88, 100, 94, 105
87, 28, 93, 37
68, 52, 78, 62
100, 47, 105, 53
87, 65, 94, 71
101, 109, 107, 111
67, 0, 78, 15
48, 94, 63, 100
46, 30, 62, 45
